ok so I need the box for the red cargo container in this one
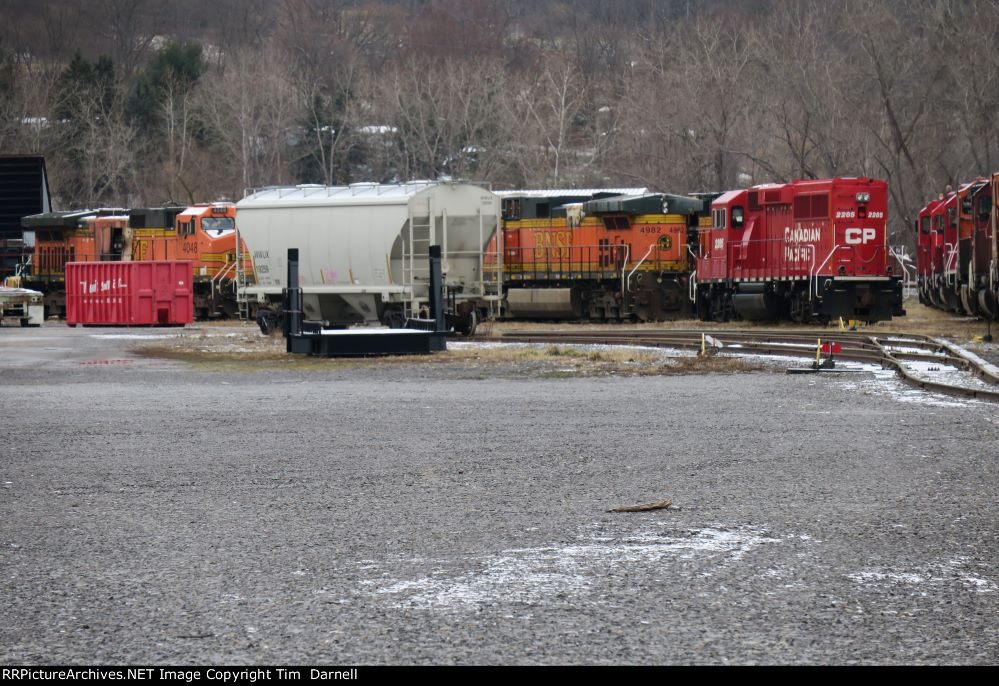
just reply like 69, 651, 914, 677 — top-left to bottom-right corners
65, 261, 193, 326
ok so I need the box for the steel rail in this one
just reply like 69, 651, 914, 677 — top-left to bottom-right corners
491, 328, 999, 402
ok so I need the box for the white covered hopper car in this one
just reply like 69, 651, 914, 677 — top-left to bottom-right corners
235, 182, 501, 333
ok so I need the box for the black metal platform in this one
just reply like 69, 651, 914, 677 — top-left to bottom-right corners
288, 328, 447, 357
283, 245, 449, 358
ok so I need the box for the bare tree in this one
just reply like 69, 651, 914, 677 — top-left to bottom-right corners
841, 0, 953, 239
76, 87, 139, 205
84, 0, 156, 80
198, 45, 299, 194
154, 70, 202, 203
373, 56, 514, 182
932, 0, 999, 176
749, 2, 861, 181
510, 60, 590, 187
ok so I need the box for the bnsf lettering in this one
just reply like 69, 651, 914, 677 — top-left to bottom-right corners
533, 230, 572, 260
845, 228, 878, 245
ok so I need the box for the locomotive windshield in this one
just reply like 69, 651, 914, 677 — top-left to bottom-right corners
712, 208, 727, 229
202, 217, 235, 236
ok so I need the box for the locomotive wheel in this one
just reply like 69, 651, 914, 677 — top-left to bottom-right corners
960, 286, 979, 317
979, 289, 998, 320
789, 292, 804, 323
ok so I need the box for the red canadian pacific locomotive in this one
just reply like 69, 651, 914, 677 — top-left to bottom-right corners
916, 174, 997, 319
695, 178, 905, 323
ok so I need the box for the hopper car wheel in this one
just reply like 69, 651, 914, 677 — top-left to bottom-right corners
463, 309, 479, 337
256, 308, 281, 335
383, 310, 407, 329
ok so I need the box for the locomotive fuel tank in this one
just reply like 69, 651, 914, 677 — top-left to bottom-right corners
506, 287, 582, 319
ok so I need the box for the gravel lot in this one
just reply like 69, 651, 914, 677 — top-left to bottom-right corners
1, 324, 996, 665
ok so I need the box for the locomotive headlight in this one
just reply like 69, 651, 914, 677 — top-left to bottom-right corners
856, 192, 871, 203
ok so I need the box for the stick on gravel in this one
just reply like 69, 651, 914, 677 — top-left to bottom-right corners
607, 499, 673, 513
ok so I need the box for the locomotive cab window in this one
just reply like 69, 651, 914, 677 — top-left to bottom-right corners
979, 195, 992, 217
602, 216, 630, 230
501, 198, 521, 221
202, 217, 235, 236
712, 208, 727, 230
731, 206, 744, 228
920, 216, 930, 234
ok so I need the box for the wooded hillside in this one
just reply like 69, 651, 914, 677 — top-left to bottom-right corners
1, 0, 996, 245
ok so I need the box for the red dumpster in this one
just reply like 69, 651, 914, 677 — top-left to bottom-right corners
65, 261, 193, 326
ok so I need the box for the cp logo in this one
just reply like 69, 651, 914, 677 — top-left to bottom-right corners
845, 228, 877, 245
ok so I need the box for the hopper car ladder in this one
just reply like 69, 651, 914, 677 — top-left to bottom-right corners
235, 228, 251, 320
403, 202, 433, 318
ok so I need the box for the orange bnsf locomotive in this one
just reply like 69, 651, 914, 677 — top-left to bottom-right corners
22, 208, 131, 315
695, 178, 905, 323
19, 203, 251, 319
495, 190, 708, 321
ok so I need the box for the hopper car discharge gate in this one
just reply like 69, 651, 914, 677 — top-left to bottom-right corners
284, 246, 447, 357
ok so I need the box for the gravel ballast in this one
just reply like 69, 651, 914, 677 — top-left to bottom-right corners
1, 325, 996, 665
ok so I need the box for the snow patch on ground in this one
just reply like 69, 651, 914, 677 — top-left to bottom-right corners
848, 557, 995, 594
370, 525, 783, 611
832, 363, 987, 408
90, 333, 180, 340
935, 338, 999, 378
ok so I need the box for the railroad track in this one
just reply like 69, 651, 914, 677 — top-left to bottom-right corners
493, 328, 999, 403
